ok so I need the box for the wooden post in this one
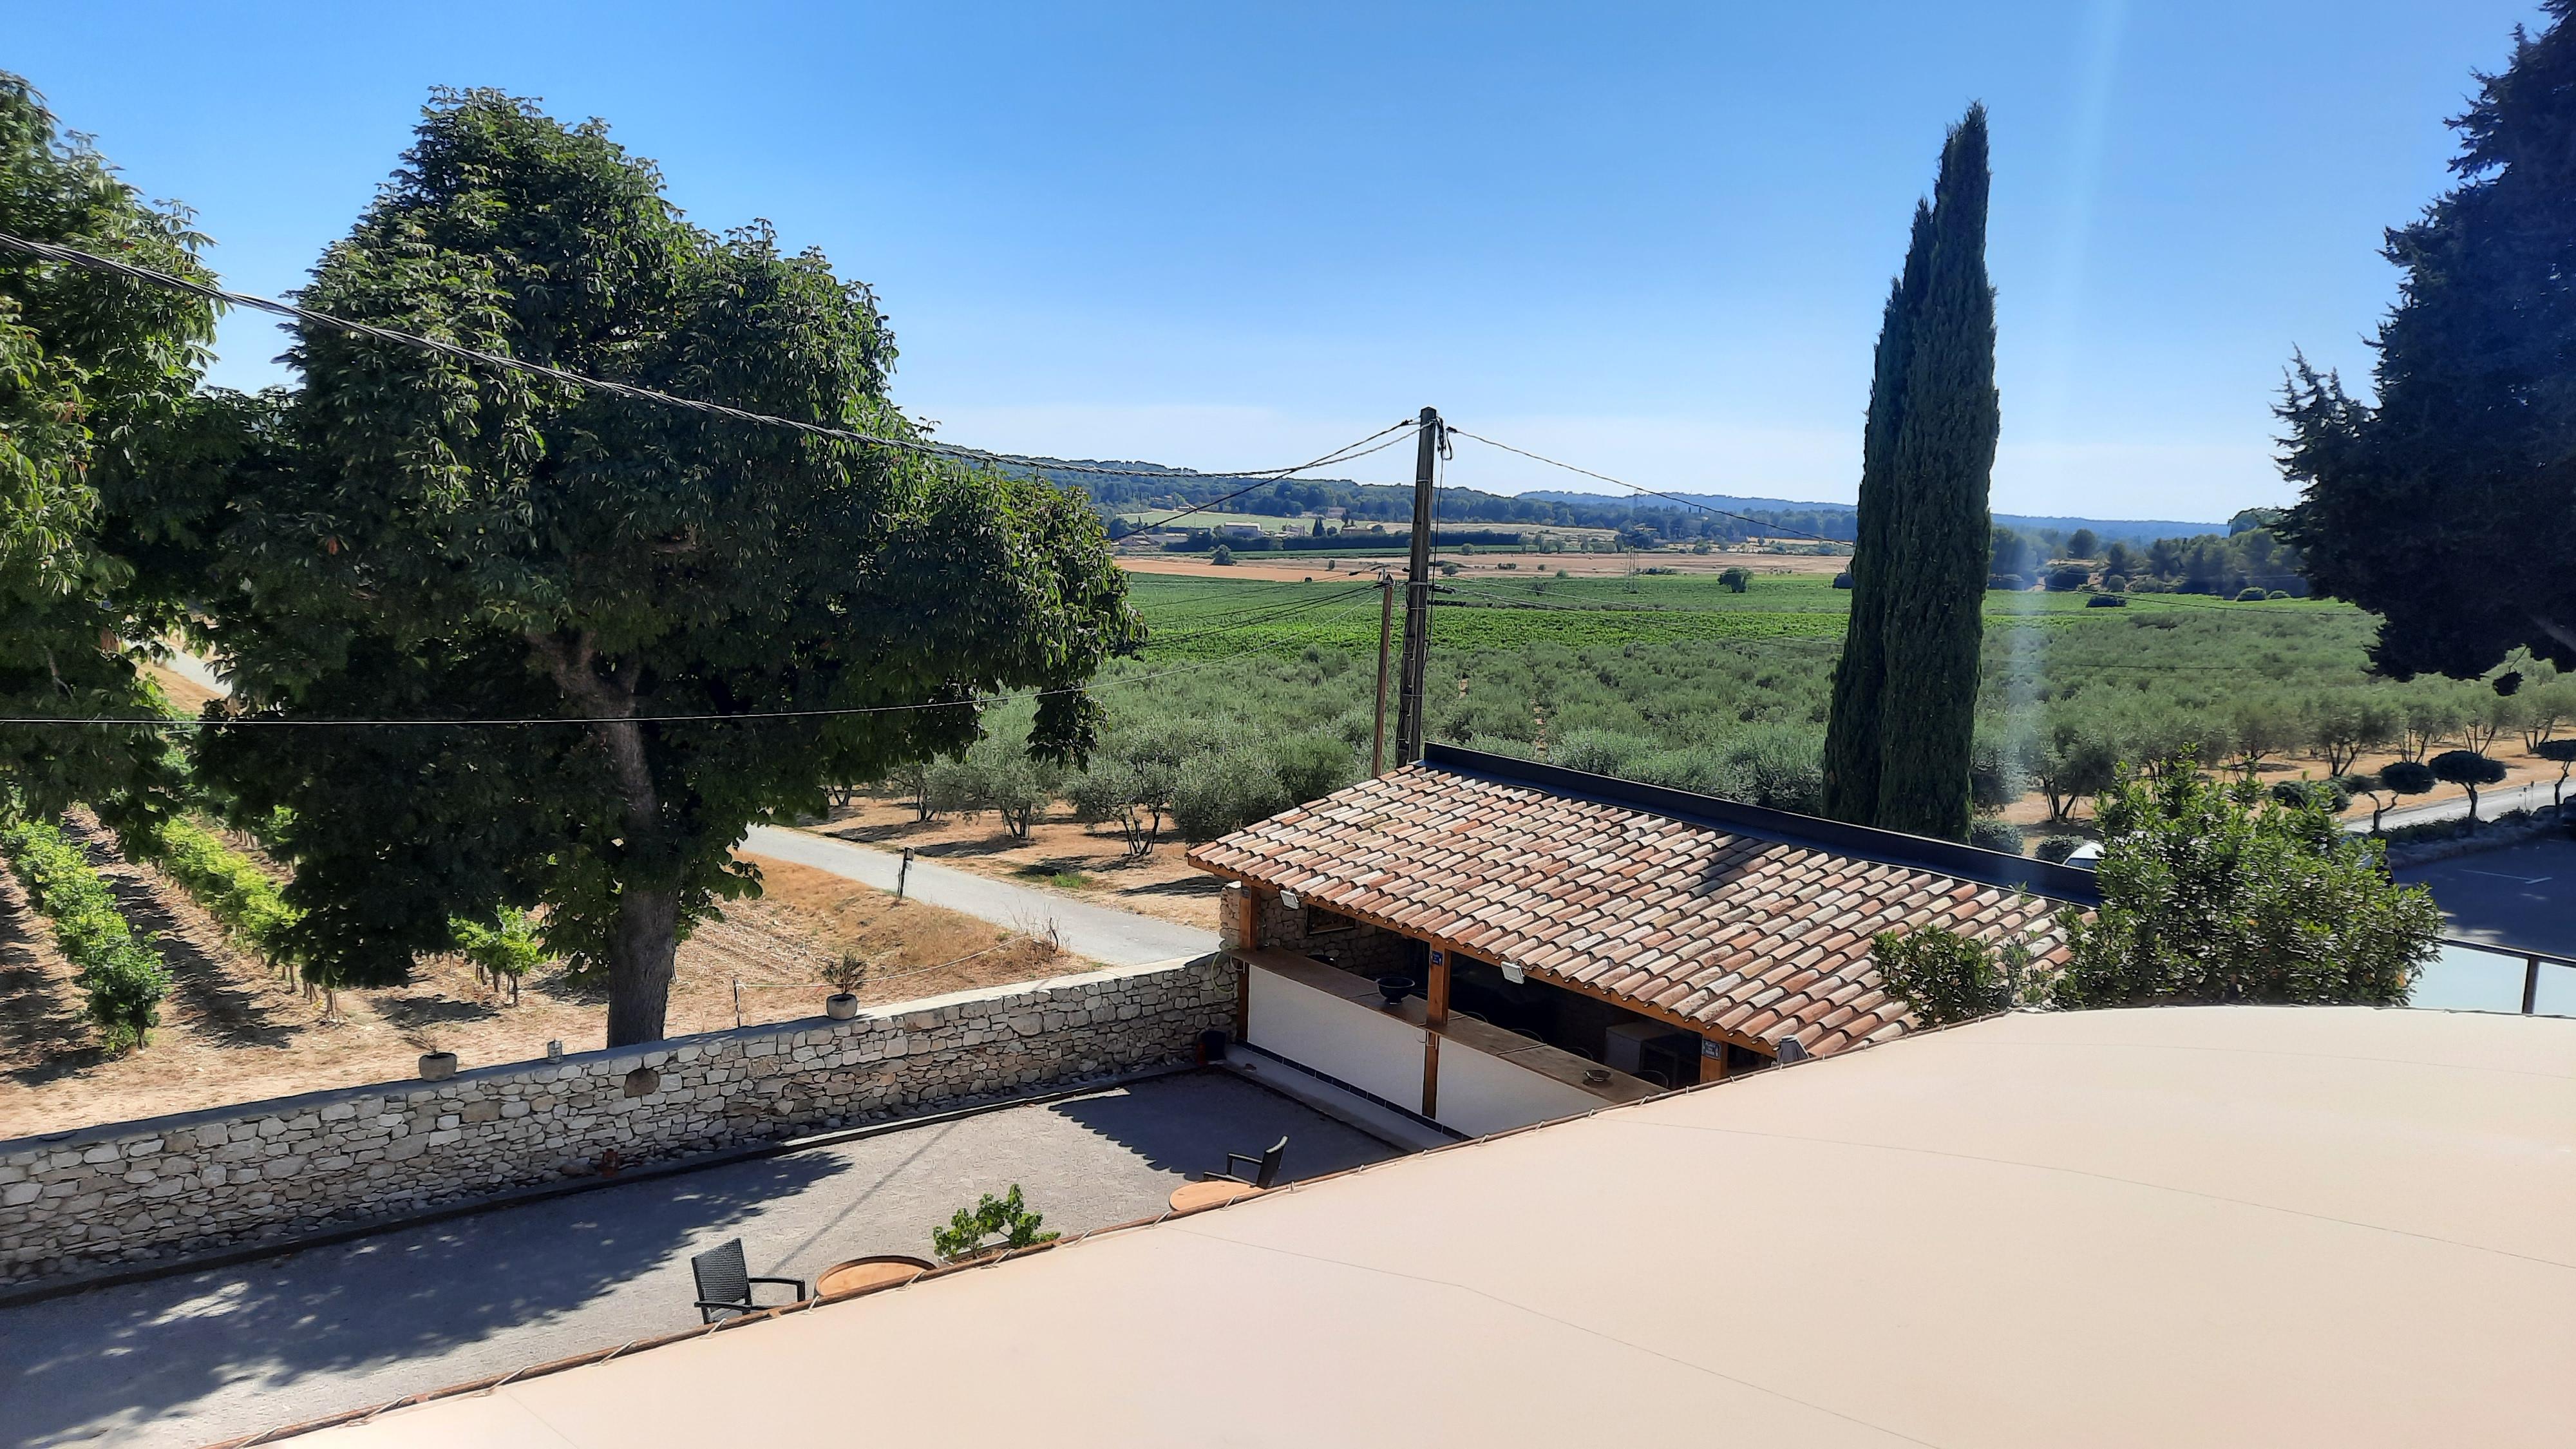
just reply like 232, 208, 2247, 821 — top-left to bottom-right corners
1421, 947, 1451, 1119
2524, 956, 2542, 1016
1370, 571, 1395, 776
1393, 406, 1441, 765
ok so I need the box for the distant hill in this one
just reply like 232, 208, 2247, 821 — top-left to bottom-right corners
1001, 456, 2231, 549
1519, 491, 2223, 547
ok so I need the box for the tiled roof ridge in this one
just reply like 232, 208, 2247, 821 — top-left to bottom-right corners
1418, 743, 2103, 907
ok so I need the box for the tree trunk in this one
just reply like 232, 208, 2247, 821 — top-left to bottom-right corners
604, 884, 681, 1046
533, 630, 681, 1048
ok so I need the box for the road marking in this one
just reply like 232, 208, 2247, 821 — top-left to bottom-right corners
2457, 870, 2552, 884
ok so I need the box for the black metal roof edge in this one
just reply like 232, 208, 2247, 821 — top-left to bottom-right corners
1418, 743, 2104, 907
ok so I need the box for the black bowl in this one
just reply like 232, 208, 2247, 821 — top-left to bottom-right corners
1374, 975, 1417, 1008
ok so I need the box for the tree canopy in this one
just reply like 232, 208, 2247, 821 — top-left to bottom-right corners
191, 91, 1137, 1045
2279, 2, 2576, 679
0, 73, 216, 830
2055, 766, 2441, 1008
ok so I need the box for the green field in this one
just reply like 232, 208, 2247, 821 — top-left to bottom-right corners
957, 570, 2553, 855
1128, 571, 2367, 667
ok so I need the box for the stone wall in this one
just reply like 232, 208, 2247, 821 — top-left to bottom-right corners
0, 956, 1231, 1287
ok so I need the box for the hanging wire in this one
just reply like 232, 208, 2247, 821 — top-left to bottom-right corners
1444, 425, 1845, 545
0, 228, 1412, 488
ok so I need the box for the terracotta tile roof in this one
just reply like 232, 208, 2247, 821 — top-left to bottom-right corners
1187, 746, 2095, 1059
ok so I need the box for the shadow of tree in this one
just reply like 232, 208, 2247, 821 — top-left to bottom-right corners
0, 884, 108, 1089
0, 1151, 855, 1449
1044, 1070, 1396, 1183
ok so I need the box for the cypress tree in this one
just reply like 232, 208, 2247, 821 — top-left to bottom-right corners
1820, 105, 2000, 840
1821, 200, 1934, 822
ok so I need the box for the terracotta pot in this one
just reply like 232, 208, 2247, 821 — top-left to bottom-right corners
418, 1052, 459, 1081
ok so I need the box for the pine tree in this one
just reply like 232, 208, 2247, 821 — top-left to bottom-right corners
2280, 3, 2576, 679
1821, 106, 2000, 840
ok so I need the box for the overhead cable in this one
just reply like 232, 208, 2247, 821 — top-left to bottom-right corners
1444, 426, 1845, 544
0, 228, 1410, 486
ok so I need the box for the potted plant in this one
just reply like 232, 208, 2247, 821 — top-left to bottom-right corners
822, 949, 880, 1020
418, 1051, 459, 1081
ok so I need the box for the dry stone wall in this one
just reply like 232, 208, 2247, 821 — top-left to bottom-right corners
0, 956, 1230, 1287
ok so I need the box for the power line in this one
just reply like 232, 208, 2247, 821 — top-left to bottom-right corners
1135, 424, 1421, 530
0, 228, 1407, 487
1444, 426, 1847, 545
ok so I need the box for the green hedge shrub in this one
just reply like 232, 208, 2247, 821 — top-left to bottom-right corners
1, 819, 169, 1051
154, 817, 301, 969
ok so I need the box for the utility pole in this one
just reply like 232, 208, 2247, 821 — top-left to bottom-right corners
1393, 405, 1442, 765
1370, 568, 1395, 776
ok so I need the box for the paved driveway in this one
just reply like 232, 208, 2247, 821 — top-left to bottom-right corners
741, 826, 1215, 965
2398, 836, 2576, 1017
1, 1071, 1394, 1449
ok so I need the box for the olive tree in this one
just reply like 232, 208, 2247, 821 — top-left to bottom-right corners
194, 93, 1136, 1045
2428, 749, 2508, 822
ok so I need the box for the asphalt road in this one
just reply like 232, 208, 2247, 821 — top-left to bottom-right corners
1, 1072, 1392, 1449
2396, 835, 2576, 1017
741, 824, 1215, 966
2367, 777, 2566, 832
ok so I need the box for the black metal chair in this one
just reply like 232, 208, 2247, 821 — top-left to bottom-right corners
690, 1238, 811, 1323
1208, 1135, 1289, 1189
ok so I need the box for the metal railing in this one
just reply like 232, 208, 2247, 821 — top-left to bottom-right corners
2413, 938, 2576, 1018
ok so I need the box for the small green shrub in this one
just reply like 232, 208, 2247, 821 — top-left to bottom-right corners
1967, 818, 2024, 854
2235, 586, 2268, 601
931, 1184, 1059, 1262
1871, 925, 2039, 1027
2, 819, 170, 1051
2084, 593, 2127, 607
451, 907, 545, 998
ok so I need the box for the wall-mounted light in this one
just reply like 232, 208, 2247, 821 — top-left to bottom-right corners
1500, 961, 1525, 984
1280, 890, 1303, 911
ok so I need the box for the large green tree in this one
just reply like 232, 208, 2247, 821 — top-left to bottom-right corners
0, 73, 216, 828
195, 92, 1137, 1045
1822, 104, 1999, 839
2279, 3, 2576, 679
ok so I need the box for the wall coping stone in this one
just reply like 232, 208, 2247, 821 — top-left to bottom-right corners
0, 955, 1204, 1159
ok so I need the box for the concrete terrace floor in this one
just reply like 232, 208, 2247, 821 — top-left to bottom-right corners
1, 1070, 1396, 1449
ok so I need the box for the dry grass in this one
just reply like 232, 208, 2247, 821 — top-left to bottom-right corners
810, 797, 1224, 930
0, 840, 1072, 1140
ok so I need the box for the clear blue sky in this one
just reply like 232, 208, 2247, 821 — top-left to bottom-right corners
13, 1, 2549, 521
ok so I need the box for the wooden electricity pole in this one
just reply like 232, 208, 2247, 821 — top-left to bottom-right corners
1370, 568, 1395, 775
1392, 405, 1442, 764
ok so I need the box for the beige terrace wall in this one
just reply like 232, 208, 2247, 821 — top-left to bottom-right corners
0, 955, 1231, 1287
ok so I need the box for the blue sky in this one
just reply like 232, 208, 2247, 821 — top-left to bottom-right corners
13, 1, 2548, 520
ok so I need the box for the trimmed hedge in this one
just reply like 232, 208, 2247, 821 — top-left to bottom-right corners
1, 819, 170, 1051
